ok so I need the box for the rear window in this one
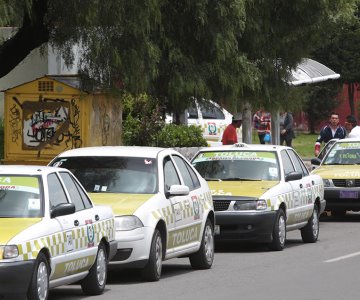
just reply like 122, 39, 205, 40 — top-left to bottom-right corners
51, 156, 158, 194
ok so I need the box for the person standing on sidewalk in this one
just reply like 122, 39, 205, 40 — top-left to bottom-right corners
253, 108, 271, 144
221, 113, 242, 145
280, 111, 295, 147
314, 112, 346, 156
344, 115, 360, 138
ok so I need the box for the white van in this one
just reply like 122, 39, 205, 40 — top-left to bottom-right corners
166, 99, 242, 146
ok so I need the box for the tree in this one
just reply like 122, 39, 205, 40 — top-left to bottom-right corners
0, 0, 358, 118
313, 3, 360, 116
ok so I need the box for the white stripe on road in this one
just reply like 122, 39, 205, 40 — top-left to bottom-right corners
324, 251, 360, 263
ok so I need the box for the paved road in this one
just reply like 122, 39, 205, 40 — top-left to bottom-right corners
51, 212, 360, 300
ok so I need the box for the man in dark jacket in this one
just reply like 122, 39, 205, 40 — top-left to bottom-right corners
314, 112, 346, 156
280, 112, 295, 147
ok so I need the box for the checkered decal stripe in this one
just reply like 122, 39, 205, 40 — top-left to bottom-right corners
15, 218, 114, 261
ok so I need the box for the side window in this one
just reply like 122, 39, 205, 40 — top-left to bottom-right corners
287, 150, 309, 176
185, 162, 201, 189
163, 156, 181, 192
187, 101, 198, 119
48, 173, 69, 210
199, 102, 225, 119
280, 150, 296, 177
60, 172, 92, 211
172, 155, 200, 191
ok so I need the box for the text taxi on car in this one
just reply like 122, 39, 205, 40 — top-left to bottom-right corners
311, 138, 360, 217
0, 165, 116, 300
49, 146, 215, 281
191, 143, 325, 250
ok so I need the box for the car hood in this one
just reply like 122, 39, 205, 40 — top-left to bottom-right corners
207, 181, 279, 197
0, 218, 42, 245
312, 165, 360, 179
89, 193, 155, 215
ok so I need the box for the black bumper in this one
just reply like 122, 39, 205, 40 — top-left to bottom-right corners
0, 260, 35, 297
214, 210, 277, 243
324, 188, 360, 211
108, 240, 118, 261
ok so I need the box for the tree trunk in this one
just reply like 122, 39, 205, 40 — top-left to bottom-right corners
348, 83, 355, 115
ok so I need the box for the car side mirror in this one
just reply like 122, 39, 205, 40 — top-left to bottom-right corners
165, 185, 190, 198
51, 203, 76, 218
285, 172, 303, 182
311, 158, 321, 166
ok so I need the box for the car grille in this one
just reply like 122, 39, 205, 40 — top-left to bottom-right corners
332, 179, 360, 187
214, 200, 231, 211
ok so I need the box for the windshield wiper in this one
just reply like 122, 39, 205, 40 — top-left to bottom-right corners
222, 177, 261, 181
204, 178, 222, 181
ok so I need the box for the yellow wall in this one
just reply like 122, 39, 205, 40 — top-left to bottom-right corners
3, 76, 122, 165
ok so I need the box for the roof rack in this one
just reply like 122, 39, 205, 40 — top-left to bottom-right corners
234, 142, 249, 148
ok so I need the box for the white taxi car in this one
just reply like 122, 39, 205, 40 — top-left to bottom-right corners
191, 143, 325, 250
49, 146, 215, 281
166, 98, 242, 146
0, 165, 116, 300
311, 138, 360, 216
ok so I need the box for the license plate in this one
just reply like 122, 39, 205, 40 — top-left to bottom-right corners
214, 225, 220, 235
340, 191, 359, 199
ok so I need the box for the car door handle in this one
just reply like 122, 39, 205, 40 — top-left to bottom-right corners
74, 220, 79, 226
95, 214, 100, 221
299, 184, 303, 188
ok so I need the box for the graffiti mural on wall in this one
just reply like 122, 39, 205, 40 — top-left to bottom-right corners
11, 96, 82, 151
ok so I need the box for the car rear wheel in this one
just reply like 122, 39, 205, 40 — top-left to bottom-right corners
141, 229, 163, 281
270, 209, 286, 251
27, 252, 49, 300
81, 242, 107, 295
189, 219, 214, 269
301, 205, 319, 243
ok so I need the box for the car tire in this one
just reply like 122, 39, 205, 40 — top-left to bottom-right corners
189, 219, 214, 269
141, 229, 163, 281
270, 209, 286, 251
301, 205, 319, 243
27, 252, 49, 300
81, 242, 107, 295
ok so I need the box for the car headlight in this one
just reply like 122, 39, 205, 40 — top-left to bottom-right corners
323, 179, 332, 187
115, 216, 144, 231
233, 199, 267, 211
0, 245, 19, 259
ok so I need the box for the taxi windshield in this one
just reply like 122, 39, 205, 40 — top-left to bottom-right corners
192, 151, 280, 181
0, 176, 42, 218
323, 142, 360, 165
51, 156, 158, 194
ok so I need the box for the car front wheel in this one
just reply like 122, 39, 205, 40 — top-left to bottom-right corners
27, 252, 49, 300
270, 209, 286, 251
141, 229, 163, 281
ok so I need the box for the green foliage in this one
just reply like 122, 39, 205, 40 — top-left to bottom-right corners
122, 93, 165, 146
303, 82, 342, 133
156, 124, 208, 148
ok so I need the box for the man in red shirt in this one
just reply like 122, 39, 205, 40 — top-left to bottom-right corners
221, 113, 242, 145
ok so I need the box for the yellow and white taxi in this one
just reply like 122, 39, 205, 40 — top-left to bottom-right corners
49, 146, 215, 281
0, 165, 116, 300
191, 143, 325, 250
311, 138, 360, 216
